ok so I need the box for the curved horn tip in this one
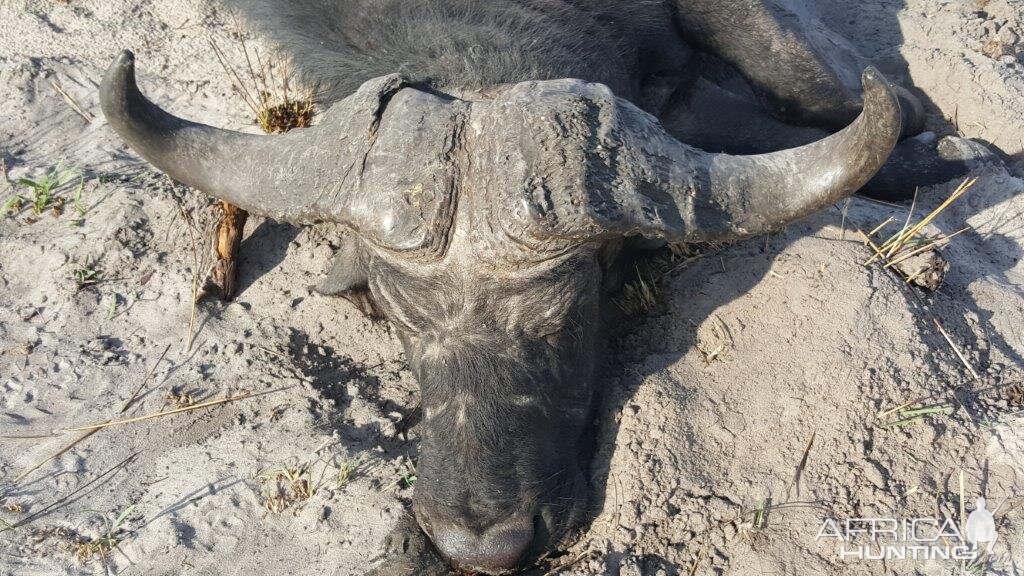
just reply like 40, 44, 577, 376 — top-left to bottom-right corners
100, 50, 142, 123
859, 66, 902, 135
113, 49, 136, 69
104, 49, 137, 88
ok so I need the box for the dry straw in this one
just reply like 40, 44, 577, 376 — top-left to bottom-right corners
12, 344, 171, 484
67, 392, 253, 432
864, 177, 977, 266
857, 178, 984, 425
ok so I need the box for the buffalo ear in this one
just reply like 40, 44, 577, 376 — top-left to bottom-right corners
316, 236, 368, 296
315, 237, 384, 319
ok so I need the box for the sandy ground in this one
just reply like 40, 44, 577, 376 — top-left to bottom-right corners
0, 1, 1023, 575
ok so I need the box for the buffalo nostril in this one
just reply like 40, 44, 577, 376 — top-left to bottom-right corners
430, 517, 534, 573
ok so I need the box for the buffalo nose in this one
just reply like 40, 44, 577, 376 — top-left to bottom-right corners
431, 517, 534, 573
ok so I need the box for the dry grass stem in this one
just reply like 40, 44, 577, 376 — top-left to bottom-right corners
865, 178, 976, 266
959, 469, 967, 535
697, 315, 733, 364
866, 216, 894, 238
616, 268, 659, 316
541, 549, 594, 576
858, 179, 975, 293
856, 219, 974, 416
932, 317, 982, 382
2, 453, 139, 533
259, 461, 330, 513
883, 226, 971, 269
839, 197, 851, 240
121, 343, 171, 414
903, 266, 929, 284
12, 344, 170, 484
856, 229, 887, 260
168, 183, 204, 350
789, 432, 816, 499
879, 405, 953, 428
876, 394, 931, 419
50, 80, 94, 123
68, 392, 253, 432
687, 549, 704, 576
72, 504, 136, 564
12, 429, 100, 485
208, 37, 316, 134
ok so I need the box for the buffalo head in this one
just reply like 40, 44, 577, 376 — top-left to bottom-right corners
100, 50, 901, 573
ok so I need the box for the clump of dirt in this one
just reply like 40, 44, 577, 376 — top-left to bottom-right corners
976, 12, 1023, 63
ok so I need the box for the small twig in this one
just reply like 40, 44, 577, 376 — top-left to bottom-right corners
866, 216, 894, 238
12, 429, 101, 485
12, 344, 173, 484
67, 392, 254, 432
876, 394, 931, 419
542, 549, 594, 576
932, 317, 982, 383
120, 344, 172, 414
51, 80, 94, 123
882, 227, 971, 269
789, 432, 815, 498
3, 453, 139, 532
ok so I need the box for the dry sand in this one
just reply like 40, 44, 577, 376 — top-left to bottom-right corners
0, 1, 1022, 575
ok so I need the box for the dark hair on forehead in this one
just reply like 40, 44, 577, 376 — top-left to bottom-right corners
224, 0, 680, 103
414, 330, 545, 404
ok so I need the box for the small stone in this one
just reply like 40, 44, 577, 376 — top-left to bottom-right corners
17, 305, 38, 321
999, 26, 1020, 45
999, 54, 1019, 65
969, 21, 987, 40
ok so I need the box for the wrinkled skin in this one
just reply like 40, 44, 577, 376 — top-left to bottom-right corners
97, 1, 990, 573
319, 213, 622, 571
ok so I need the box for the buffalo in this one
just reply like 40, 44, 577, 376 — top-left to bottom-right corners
99, 1, 979, 573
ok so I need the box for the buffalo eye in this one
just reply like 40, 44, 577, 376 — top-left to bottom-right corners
543, 333, 561, 349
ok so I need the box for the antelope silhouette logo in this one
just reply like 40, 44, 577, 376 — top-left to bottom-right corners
965, 497, 998, 554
